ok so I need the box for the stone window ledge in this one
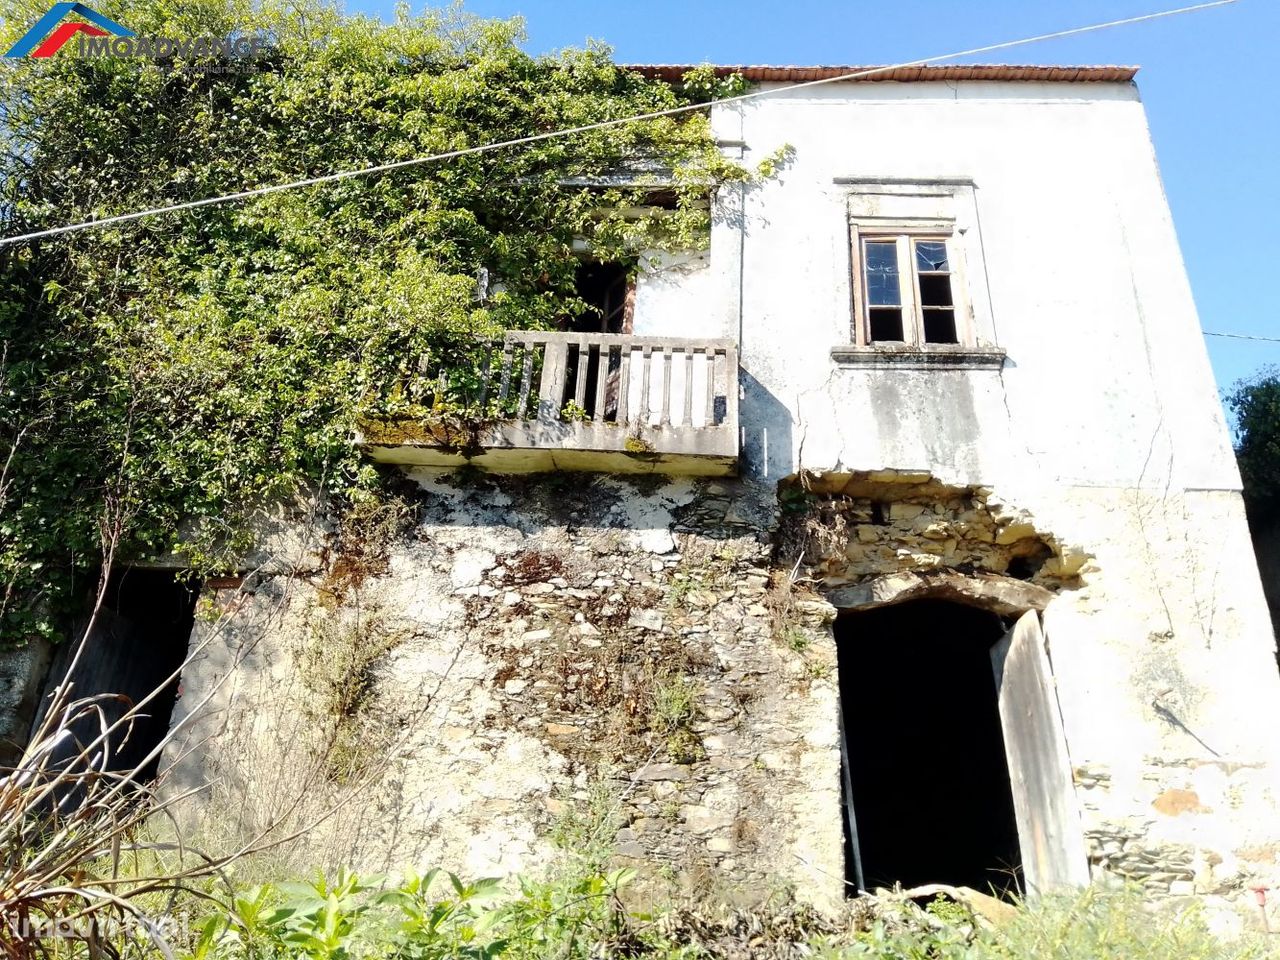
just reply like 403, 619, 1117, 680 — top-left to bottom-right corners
830, 345, 1007, 370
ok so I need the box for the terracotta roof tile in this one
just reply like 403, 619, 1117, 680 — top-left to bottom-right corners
625, 64, 1138, 84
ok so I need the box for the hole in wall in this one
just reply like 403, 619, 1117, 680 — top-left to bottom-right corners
837, 599, 1022, 897
40, 568, 199, 783
1005, 541, 1053, 581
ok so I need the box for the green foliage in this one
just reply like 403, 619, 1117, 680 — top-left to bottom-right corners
184, 866, 639, 960
177, 876, 1269, 960
0, 0, 753, 645
778, 485, 816, 514
623, 434, 655, 454
548, 776, 622, 873
980, 887, 1268, 960
560, 400, 590, 423
1228, 368, 1280, 517
648, 675, 696, 735
298, 609, 404, 783
779, 623, 809, 652
648, 674, 702, 762
808, 887, 1267, 960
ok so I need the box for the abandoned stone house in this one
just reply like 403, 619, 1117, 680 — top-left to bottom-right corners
5, 64, 1280, 924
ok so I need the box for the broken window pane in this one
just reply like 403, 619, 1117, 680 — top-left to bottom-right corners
915, 241, 949, 272
864, 241, 901, 306
869, 308, 905, 342
918, 273, 953, 308
923, 309, 958, 344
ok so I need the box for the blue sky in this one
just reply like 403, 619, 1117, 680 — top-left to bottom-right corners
349, 0, 1278, 411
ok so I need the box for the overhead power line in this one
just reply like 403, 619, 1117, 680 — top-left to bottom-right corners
0, 0, 1237, 247
1203, 331, 1280, 343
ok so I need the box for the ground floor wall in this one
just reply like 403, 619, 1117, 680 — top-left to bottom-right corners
158, 470, 1280, 928
163, 473, 845, 905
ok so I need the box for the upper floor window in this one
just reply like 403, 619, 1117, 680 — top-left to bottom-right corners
834, 179, 1003, 366
858, 233, 962, 346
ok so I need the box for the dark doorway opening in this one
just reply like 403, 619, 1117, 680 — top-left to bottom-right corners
562, 261, 632, 419
836, 599, 1022, 897
40, 568, 199, 783
568, 260, 631, 335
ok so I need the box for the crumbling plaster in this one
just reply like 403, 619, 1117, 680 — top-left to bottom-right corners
165, 474, 846, 906
159, 460, 1280, 926
73, 77, 1280, 931
713, 82, 1237, 492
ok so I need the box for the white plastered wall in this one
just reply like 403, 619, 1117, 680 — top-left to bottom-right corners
708, 78, 1280, 917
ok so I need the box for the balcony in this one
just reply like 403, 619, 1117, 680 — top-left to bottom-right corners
357, 331, 739, 476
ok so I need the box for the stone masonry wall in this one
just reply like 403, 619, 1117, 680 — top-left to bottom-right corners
165, 473, 845, 906
774, 470, 1280, 930
162, 466, 1280, 930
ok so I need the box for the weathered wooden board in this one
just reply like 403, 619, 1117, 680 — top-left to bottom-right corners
990, 610, 1090, 895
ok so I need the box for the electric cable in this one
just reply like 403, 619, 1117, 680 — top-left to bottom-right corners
0, 0, 1238, 246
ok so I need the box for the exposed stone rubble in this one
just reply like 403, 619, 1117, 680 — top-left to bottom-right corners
158, 469, 1280, 928
1076, 756, 1280, 903
777, 470, 1092, 590
166, 473, 844, 905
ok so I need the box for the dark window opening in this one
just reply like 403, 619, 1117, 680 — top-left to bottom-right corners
868, 308, 905, 343
41, 569, 199, 785
567, 261, 631, 335
922, 309, 958, 344
562, 261, 632, 419
837, 600, 1022, 898
858, 234, 968, 347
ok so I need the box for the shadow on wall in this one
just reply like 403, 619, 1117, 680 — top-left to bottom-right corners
739, 368, 794, 481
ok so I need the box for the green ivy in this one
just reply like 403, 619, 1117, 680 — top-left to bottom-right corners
0, 0, 753, 645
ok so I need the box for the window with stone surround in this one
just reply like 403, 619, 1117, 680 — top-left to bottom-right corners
833, 179, 1004, 369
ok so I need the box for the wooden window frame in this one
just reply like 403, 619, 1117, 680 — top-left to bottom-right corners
849, 222, 973, 349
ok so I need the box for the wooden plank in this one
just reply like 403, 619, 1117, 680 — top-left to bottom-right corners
838, 702, 866, 892
990, 610, 1090, 897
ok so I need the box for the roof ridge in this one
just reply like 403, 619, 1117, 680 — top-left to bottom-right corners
622, 64, 1139, 83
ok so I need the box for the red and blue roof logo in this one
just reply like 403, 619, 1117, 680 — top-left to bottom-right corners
4, 2, 134, 58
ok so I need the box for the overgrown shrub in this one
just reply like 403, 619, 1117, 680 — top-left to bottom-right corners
167, 875, 1272, 960
182, 867, 640, 960
1228, 369, 1280, 518
0, 0, 763, 645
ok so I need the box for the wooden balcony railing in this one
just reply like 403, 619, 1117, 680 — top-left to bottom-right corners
358, 331, 739, 475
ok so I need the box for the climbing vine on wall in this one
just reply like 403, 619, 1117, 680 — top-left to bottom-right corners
0, 0, 759, 644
